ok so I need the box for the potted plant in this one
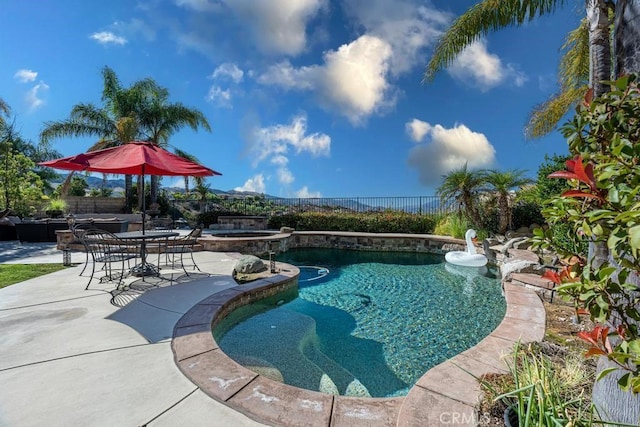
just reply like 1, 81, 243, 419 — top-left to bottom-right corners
45, 199, 67, 218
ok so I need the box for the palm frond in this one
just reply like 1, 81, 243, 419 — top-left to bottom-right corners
560, 19, 590, 90
40, 120, 112, 145
173, 148, 199, 163
0, 97, 10, 117
424, 0, 566, 82
101, 66, 122, 112
525, 86, 586, 139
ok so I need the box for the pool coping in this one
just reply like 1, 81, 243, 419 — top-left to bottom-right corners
172, 263, 545, 427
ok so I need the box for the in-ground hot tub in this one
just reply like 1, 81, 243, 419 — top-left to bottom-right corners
204, 229, 280, 238
198, 229, 291, 255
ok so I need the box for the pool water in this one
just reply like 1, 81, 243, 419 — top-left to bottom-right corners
214, 248, 505, 398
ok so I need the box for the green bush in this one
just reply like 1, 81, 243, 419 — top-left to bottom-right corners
511, 201, 545, 229
68, 176, 88, 196
268, 211, 436, 234
433, 214, 472, 238
479, 204, 499, 235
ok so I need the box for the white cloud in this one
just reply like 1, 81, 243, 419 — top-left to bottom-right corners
407, 121, 496, 187
258, 61, 317, 89
277, 167, 295, 185
234, 174, 266, 193
112, 18, 156, 42
405, 118, 431, 142
447, 40, 527, 91
244, 115, 329, 192
270, 155, 289, 166
224, 0, 326, 55
14, 69, 37, 83
248, 114, 330, 166
206, 86, 232, 107
25, 81, 49, 111
211, 63, 244, 83
342, 0, 451, 74
90, 31, 127, 45
296, 186, 321, 198
259, 35, 393, 124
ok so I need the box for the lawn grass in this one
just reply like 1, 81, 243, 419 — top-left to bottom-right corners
0, 264, 68, 288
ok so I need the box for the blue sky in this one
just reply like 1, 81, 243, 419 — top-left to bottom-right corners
1, 0, 580, 197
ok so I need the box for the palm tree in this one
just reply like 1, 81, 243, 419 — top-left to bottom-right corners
40, 66, 154, 211
138, 85, 211, 207
436, 164, 486, 229
0, 97, 10, 129
173, 148, 202, 195
424, 0, 614, 138
193, 179, 210, 214
485, 169, 533, 234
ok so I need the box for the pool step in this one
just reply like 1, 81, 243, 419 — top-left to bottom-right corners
509, 272, 556, 301
221, 307, 367, 396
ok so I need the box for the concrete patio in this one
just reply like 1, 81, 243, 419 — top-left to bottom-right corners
0, 242, 267, 426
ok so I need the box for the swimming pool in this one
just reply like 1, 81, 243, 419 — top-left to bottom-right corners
214, 248, 505, 398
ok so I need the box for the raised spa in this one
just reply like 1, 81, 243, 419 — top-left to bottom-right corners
213, 248, 505, 398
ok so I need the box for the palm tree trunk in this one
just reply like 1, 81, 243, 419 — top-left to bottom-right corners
184, 177, 190, 195
137, 175, 143, 211
614, 0, 640, 77
125, 175, 133, 213
150, 175, 158, 206
462, 193, 482, 229
587, 0, 613, 97
498, 195, 510, 235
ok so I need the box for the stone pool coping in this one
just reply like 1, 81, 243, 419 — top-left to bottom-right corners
172, 264, 545, 427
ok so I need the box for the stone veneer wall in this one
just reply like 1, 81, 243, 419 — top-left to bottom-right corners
217, 216, 269, 230
197, 231, 467, 257
289, 231, 465, 255
63, 196, 125, 214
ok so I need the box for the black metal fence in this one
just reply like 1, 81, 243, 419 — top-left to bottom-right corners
169, 195, 455, 218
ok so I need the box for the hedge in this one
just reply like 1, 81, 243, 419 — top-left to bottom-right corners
268, 211, 436, 234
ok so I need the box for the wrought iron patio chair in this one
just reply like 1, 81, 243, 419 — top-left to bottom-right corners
79, 228, 138, 290
71, 221, 96, 277
161, 227, 203, 275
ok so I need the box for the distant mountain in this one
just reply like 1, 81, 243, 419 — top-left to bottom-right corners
52, 174, 126, 189
53, 174, 272, 198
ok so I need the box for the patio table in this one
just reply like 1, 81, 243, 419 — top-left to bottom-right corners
115, 231, 179, 277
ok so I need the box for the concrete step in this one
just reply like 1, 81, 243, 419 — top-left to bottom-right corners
510, 272, 555, 290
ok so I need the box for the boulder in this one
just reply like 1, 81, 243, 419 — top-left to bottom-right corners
234, 255, 267, 274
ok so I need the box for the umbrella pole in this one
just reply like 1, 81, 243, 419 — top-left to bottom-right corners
141, 167, 146, 235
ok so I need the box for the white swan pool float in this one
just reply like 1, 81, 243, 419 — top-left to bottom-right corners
445, 229, 488, 267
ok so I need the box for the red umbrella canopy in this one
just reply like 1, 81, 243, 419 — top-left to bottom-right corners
39, 141, 221, 177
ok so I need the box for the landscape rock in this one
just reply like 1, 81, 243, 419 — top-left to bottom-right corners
501, 258, 541, 281
234, 255, 267, 274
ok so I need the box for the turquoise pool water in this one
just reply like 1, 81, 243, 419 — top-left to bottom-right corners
214, 248, 505, 398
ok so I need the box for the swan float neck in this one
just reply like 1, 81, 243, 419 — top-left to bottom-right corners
445, 229, 487, 267
465, 229, 477, 255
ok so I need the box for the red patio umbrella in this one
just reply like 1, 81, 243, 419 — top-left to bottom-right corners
39, 141, 222, 231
